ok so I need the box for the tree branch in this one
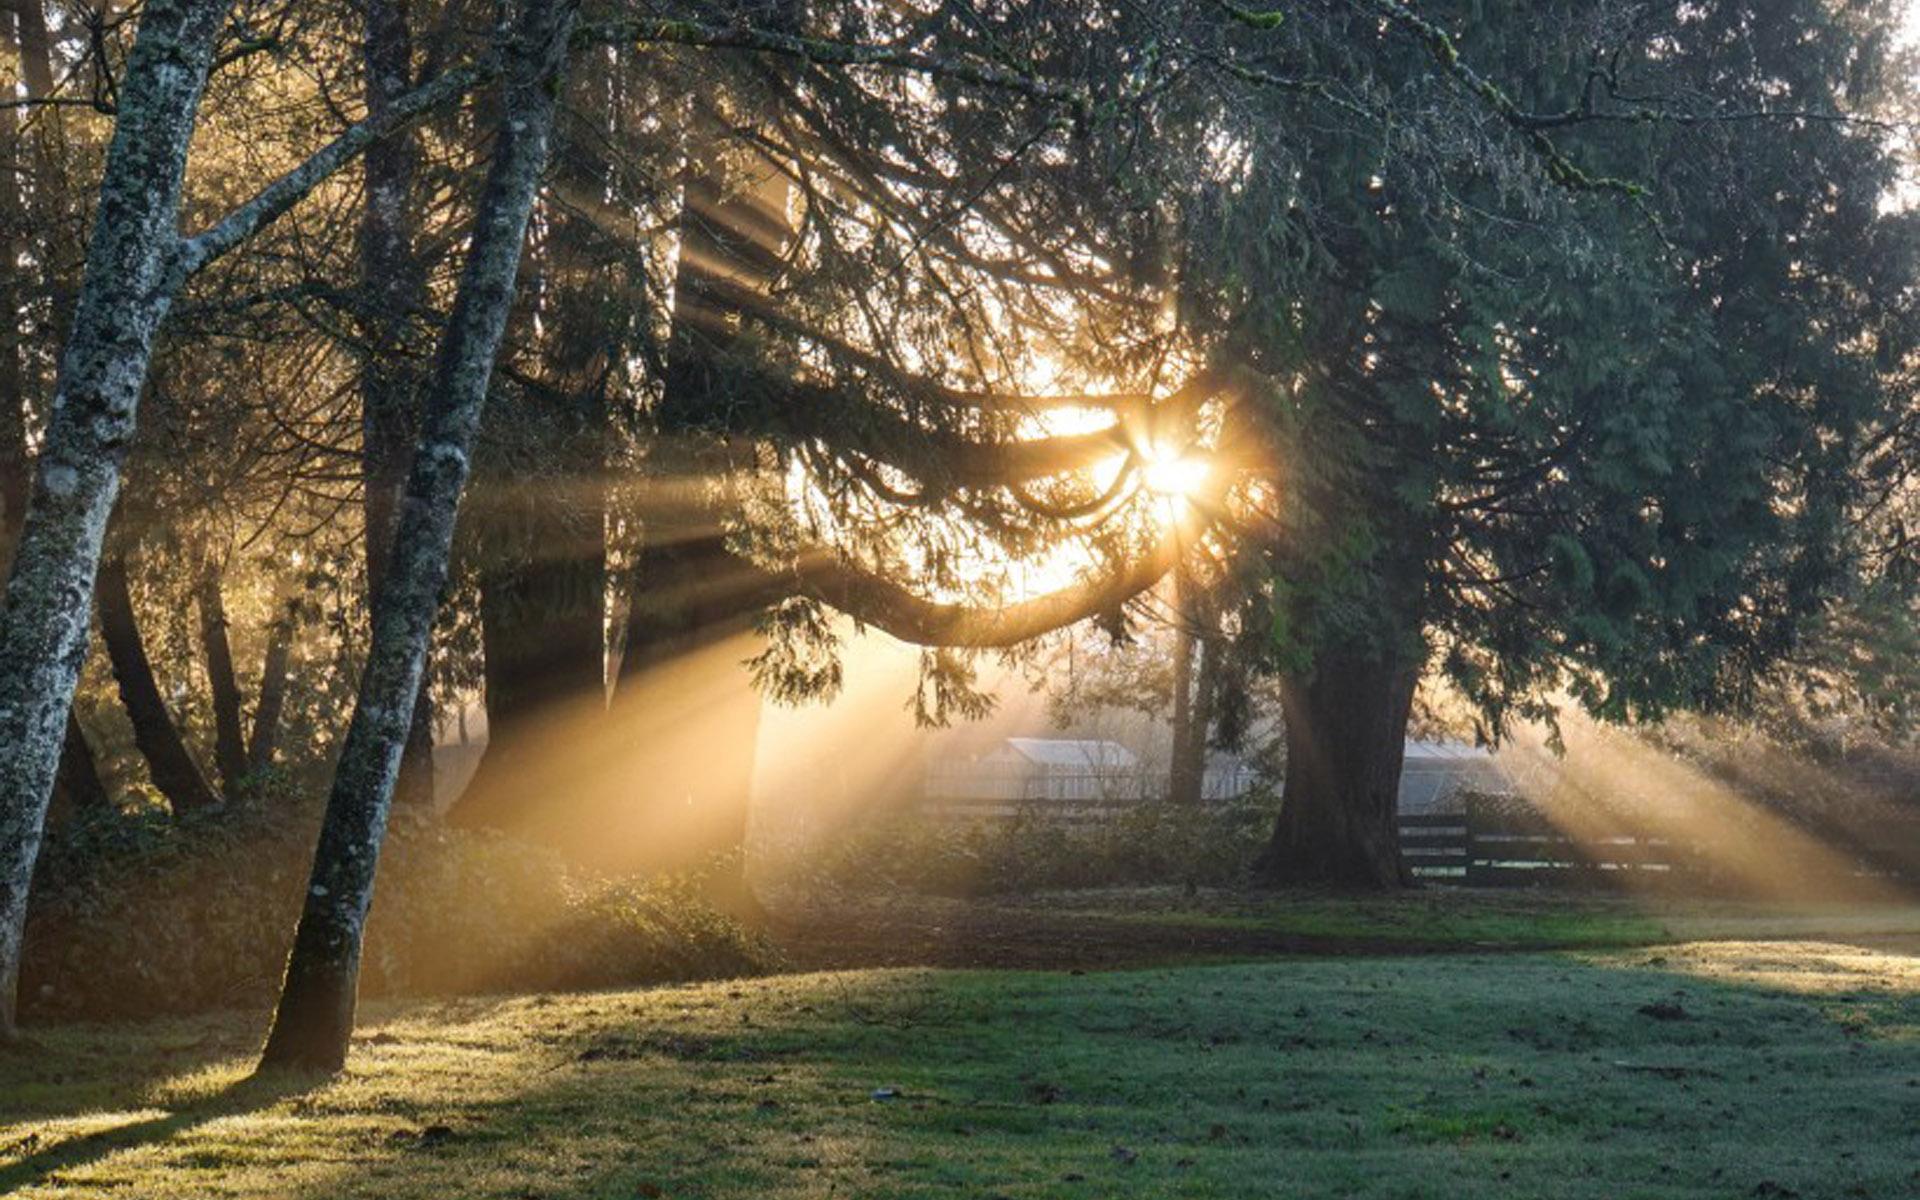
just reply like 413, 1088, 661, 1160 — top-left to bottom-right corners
175, 56, 493, 279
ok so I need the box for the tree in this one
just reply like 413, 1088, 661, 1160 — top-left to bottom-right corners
1211, 0, 1920, 885
260, 0, 580, 1072
0, 0, 111, 822
196, 564, 250, 791
98, 553, 223, 813
357, 0, 440, 810
0, 0, 240, 1038
0, 0, 503, 1037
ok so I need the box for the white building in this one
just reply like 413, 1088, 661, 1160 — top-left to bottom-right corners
1398, 740, 1514, 814
925, 738, 1144, 819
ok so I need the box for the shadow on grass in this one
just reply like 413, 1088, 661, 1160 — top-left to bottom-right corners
0, 1068, 316, 1192
223, 945, 1915, 1200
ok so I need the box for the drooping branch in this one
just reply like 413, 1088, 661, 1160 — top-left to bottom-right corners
789, 532, 1182, 649
717, 365, 1224, 492
789, 419, 1243, 647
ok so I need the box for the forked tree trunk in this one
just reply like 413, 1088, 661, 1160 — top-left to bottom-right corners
259, 0, 575, 1073
247, 598, 296, 774
98, 556, 223, 814
0, 0, 234, 1040
1252, 647, 1419, 889
197, 568, 249, 791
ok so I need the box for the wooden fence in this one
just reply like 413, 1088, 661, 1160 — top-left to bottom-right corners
1402, 801, 1920, 889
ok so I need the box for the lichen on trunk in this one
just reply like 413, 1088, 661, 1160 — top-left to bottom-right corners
0, 0, 235, 1039
258, 0, 578, 1074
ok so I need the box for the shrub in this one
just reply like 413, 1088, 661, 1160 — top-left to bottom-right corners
19, 801, 780, 1023
786, 795, 1278, 897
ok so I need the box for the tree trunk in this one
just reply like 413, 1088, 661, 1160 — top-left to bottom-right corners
0, 2, 109, 826
98, 555, 223, 814
1252, 647, 1419, 889
49, 713, 109, 819
454, 534, 605, 826
259, 0, 575, 1074
607, 530, 766, 918
1170, 631, 1219, 807
196, 567, 249, 792
359, 0, 437, 812
0, 0, 233, 1038
1168, 603, 1198, 804
247, 598, 296, 774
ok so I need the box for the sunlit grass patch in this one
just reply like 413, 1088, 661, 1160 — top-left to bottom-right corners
3, 941, 1919, 1198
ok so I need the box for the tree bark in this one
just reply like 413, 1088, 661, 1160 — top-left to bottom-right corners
0, 2, 109, 824
0, 0, 235, 1039
259, 0, 575, 1074
247, 597, 296, 774
1251, 646, 1419, 889
359, 0, 437, 812
98, 555, 222, 814
196, 567, 249, 792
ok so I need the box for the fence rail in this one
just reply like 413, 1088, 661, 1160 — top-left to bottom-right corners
1402, 803, 1920, 889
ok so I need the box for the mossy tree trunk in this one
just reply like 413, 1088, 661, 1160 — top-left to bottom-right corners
0, 0, 107, 826
0, 0, 235, 1040
359, 0, 436, 811
259, 0, 576, 1074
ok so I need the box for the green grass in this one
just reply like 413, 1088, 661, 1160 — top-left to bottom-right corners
5, 937, 1919, 1198
1024, 886, 1920, 949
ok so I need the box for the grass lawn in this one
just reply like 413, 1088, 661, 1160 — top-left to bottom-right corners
1043, 888, 1920, 946
4, 935, 1919, 1198
770, 886, 1920, 970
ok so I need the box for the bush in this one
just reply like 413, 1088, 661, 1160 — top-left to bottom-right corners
788, 796, 1278, 897
19, 801, 780, 1023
